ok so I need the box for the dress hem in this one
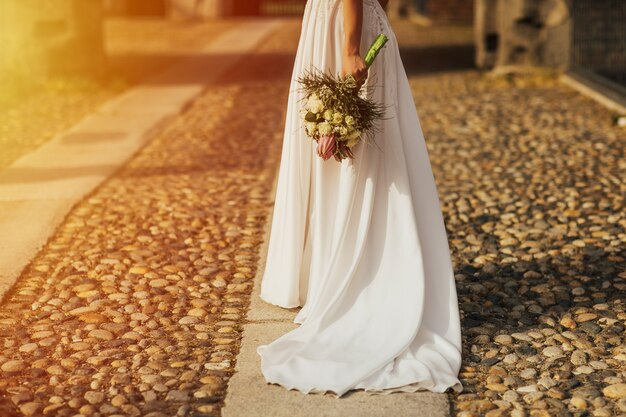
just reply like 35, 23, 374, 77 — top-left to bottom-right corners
260, 378, 464, 398
259, 292, 302, 310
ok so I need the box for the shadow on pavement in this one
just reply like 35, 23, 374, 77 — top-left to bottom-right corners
399, 44, 475, 76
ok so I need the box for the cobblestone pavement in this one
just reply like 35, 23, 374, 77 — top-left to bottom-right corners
408, 60, 625, 417
1, 16, 625, 417
389, 20, 625, 416
0, 18, 236, 170
0, 21, 299, 417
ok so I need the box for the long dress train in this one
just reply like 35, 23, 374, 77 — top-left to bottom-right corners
256, 0, 464, 397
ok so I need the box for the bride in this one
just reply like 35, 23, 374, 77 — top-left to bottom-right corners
256, 0, 464, 397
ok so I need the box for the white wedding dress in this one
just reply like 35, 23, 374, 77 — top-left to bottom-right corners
256, 0, 464, 397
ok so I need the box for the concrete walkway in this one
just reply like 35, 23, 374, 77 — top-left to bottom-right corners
222, 168, 452, 417
0, 19, 282, 301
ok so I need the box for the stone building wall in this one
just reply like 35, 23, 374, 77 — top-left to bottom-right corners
0, 0, 104, 80
426, 0, 474, 24
104, 0, 167, 16
570, 0, 626, 86
166, 0, 230, 19
386, 0, 473, 23
164, 0, 473, 20
164, 0, 304, 18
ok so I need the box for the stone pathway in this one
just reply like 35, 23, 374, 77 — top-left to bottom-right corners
1, 14, 624, 417
409, 69, 625, 416
0, 20, 298, 417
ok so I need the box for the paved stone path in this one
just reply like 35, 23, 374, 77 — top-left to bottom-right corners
0, 21, 297, 417
412, 70, 625, 417
1, 15, 625, 417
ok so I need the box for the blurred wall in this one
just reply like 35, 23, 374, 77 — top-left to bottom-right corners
102, 0, 473, 20
165, 0, 306, 18
427, 0, 473, 24
0, 0, 104, 80
570, 0, 626, 86
166, 0, 229, 19
387, 0, 474, 24
104, 0, 167, 16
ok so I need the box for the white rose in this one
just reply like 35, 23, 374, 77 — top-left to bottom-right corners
339, 126, 348, 136
307, 94, 324, 114
305, 122, 317, 135
318, 122, 332, 135
345, 115, 355, 126
332, 112, 343, 124
323, 109, 333, 121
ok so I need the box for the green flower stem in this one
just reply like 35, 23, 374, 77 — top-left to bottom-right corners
364, 33, 389, 68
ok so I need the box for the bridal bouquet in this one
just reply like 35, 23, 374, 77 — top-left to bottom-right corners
297, 33, 389, 162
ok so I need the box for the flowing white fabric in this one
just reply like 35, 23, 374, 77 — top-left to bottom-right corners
256, 0, 464, 397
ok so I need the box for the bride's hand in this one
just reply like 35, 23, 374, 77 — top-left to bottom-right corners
341, 53, 368, 89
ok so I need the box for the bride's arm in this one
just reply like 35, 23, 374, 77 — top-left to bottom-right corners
342, 0, 368, 86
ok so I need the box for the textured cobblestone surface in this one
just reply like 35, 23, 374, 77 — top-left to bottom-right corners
1, 15, 625, 417
405, 48, 626, 417
386, 21, 625, 416
0, 20, 299, 417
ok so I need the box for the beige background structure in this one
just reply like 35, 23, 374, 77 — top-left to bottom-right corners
0, 0, 104, 81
